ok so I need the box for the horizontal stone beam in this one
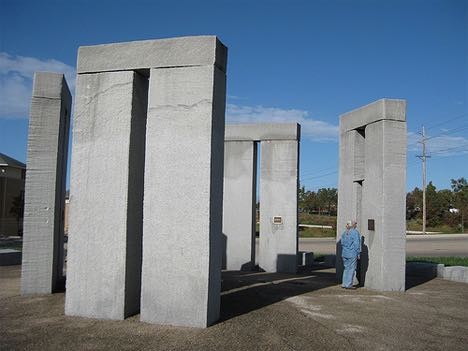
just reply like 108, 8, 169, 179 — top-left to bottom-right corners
340, 99, 406, 132
225, 123, 300, 141
77, 36, 227, 74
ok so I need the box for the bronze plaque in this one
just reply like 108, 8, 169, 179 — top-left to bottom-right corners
368, 219, 375, 231
273, 216, 283, 225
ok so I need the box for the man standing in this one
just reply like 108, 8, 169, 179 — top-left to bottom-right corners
341, 220, 361, 289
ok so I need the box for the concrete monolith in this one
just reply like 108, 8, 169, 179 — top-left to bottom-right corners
140, 55, 227, 326
21, 72, 71, 294
259, 139, 299, 273
337, 99, 406, 291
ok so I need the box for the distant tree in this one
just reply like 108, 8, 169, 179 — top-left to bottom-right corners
451, 178, 468, 232
406, 187, 422, 220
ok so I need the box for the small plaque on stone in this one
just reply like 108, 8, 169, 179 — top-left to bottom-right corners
273, 216, 283, 225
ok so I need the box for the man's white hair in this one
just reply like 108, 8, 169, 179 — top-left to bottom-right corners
346, 220, 352, 226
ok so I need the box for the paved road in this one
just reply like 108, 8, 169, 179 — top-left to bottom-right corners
297, 234, 468, 257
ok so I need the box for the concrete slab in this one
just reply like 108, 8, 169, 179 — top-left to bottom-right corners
259, 140, 299, 273
225, 123, 300, 141
77, 36, 227, 74
65, 71, 147, 320
222, 141, 257, 271
141, 64, 226, 328
340, 98, 406, 132
21, 72, 71, 294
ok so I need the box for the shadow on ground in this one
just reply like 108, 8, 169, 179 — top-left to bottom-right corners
220, 265, 336, 322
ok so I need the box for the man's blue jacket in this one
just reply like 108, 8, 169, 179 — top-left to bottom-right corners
341, 229, 361, 258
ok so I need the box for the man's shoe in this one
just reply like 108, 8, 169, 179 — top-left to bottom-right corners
344, 286, 356, 290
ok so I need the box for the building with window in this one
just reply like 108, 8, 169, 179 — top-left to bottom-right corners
0, 153, 26, 236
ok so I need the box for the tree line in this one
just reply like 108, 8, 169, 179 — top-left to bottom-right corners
407, 178, 467, 231
298, 177, 468, 231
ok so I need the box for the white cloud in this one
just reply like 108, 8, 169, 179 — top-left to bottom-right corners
226, 103, 339, 142
0, 52, 76, 119
407, 131, 468, 156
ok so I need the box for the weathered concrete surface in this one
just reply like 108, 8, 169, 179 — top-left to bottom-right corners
222, 141, 257, 271
225, 123, 300, 141
2, 265, 468, 351
259, 140, 299, 273
65, 71, 147, 320
340, 98, 406, 132
337, 99, 407, 291
437, 265, 468, 283
141, 64, 226, 328
77, 36, 227, 74
21, 72, 71, 295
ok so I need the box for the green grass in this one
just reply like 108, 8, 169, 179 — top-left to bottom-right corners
407, 256, 468, 267
299, 227, 335, 238
299, 213, 336, 227
0, 241, 23, 251
406, 219, 461, 234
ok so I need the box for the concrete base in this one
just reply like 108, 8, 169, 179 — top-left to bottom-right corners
0, 249, 22, 266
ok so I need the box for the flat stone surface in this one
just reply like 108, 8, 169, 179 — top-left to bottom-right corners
225, 123, 300, 141
32, 72, 72, 101
222, 141, 257, 271
1, 265, 468, 351
65, 71, 147, 320
259, 140, 299, 273
141, 65, 225, 328
340, 99, 406, 132
77, 36, 227, 74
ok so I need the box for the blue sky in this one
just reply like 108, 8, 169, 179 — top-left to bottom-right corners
1, 0, 467, 191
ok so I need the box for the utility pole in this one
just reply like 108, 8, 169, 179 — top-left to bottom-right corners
417, 126, 430, 234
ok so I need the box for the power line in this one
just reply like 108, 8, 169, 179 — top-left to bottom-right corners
425, 112, 468, 131
300, 165, 337, 177
430, 144, 468, 155
424, 123, 468, 141
300, 170, 338, 181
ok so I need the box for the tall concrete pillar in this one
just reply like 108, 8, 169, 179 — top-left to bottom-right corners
141, 63, 226, 327
337, 99, 406, 291
21, 72, 71, 294
222, 141, 257, 271
65, 71, 148, 319
259, 140, 299, 273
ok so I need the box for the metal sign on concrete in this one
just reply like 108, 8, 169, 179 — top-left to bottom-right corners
223, 123, 300, 273
336, 98, 407, 291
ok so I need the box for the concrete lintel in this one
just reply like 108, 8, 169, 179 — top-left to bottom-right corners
225, 123, 300, 141
77, 36, 227, 74
340, 99, 406, 132
32, 72, 72, 103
